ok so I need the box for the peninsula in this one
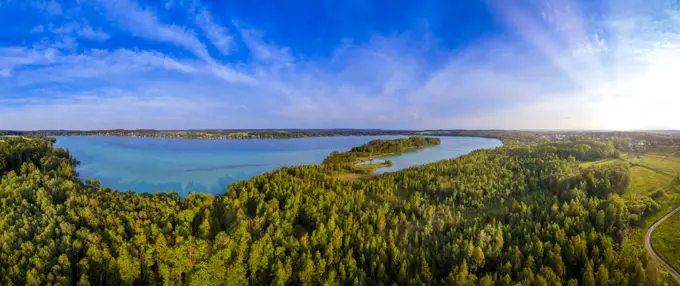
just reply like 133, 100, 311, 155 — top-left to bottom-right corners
2, 131, 680, 284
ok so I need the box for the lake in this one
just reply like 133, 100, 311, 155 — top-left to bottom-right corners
54, 136, 502, 196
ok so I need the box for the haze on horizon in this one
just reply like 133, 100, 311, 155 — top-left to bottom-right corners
1, 0, 679, 131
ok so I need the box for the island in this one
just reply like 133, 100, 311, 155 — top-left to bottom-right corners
323, 136, 440, 164
321, 136, 441, 179
1, 132, 680, 285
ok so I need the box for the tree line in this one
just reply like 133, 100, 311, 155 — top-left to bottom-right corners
0, 136, 675, 285
17, 129, 418, 140
5, 129, 679, 145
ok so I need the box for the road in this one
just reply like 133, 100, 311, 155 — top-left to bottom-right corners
645, 205, 680, 283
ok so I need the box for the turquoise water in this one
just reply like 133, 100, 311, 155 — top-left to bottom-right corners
54, 136, 501, 196
374, 137, 502, 174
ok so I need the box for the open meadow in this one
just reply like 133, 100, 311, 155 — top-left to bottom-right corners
616, 146, 680, 281
582, 145, 680, 282
652, 210, 680, 274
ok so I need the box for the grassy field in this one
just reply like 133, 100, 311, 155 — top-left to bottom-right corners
578, 157, 620, 168
652, 210, 680, 274
612, 146, 680, 282
620, 147, 680, 202
331, 173, 363, 181
625, 165, 676, 200
329, 162, 390, 181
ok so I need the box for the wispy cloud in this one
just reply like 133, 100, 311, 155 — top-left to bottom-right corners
0, 89, 245, 130
195, 8, 234, 55
2, 48, 200, 87
77, 25, 110, 41
94, 0, 213, 63
49, 22, 110, 41
32, 0, 62, 15
0, 47, 59, 72
571, 33, 607, 56
30, 25, 45, 34
1, 0, 680, 130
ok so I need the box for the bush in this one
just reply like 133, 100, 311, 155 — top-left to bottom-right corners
650, 189, 666, 200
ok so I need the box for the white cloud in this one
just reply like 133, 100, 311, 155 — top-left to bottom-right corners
0, 82, 264, 130
49, 22, 110, 41
195, 9, 234, 55
572, 33, 608, 56
1, 48, 199, 87
236, 24, 293, 66
77, 25, 111, 41
33, 0, 62, 15
30, 25, 44, 34
479, 0, 680, 130
0, 47, 59, 70
51, 36, 78, 50
211, 66, 256, 84
164, 0, 175, 10
91, 0, 254, 84
95, 0, 214, 63
4, 0, 680, 130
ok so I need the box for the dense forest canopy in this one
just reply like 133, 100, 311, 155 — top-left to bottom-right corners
350, 136, 441, 153
540, 140, 620, 161
0, 136, 676, 285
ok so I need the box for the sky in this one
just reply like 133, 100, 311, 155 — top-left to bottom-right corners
0, 0, 679, 130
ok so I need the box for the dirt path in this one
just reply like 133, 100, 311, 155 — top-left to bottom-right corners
645, 205, 680, 283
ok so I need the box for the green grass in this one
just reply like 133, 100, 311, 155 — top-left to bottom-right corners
331, 173, 363, 181
627, 155, 680, 177
615, 146, 680, 283
622, 149, 680, 199
329, 162, 391, 181
651, 209, 680, 274
624, 166, 674, 200
649, 145, 680, 156
579, 157, 620, 167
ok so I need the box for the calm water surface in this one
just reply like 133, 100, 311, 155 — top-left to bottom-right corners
54, 136, 501, 196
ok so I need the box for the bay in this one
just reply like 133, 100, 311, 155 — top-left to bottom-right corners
54, 135, 501, 196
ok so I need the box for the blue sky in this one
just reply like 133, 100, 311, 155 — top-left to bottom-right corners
1, 0, 679, 130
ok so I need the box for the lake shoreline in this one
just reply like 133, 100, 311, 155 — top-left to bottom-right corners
7, 129, 515, 143
54, 135, 503, 196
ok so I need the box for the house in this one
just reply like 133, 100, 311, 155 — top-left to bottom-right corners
627, 140, 649, 152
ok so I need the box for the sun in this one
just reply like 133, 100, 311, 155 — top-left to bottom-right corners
595, 48, 680, 131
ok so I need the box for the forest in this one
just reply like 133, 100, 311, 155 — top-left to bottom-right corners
322, 136, 440, 165
540, 140, 620, 161
0, 136, 676, 285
